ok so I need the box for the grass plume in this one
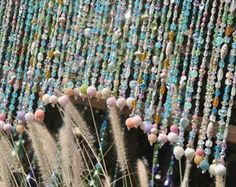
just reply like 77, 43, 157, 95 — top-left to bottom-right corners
27, 122, 57, 185
137, 159, 148, 187
108, 107, 127, 171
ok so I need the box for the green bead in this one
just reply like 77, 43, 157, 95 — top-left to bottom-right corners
80, 84, 88, 95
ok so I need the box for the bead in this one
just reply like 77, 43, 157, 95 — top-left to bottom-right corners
167, 132, 178, 143
87, 86, 97, 98
214, 164, 226, 176
107, 97, 116, 107
34, 109, 45, 123
160, 85, 166, 94
3, 123, 12, 133
58, 95, 69, 107
170, 125, 178, 133
158, 133, 168, 145
212, 97, 219, 107
80, 85, 88, 95
220, 44, 228, 59
225, 26, 234, 36
199, 160, 209, 172
25, 112, 35, 122
64, 88, 74, 96
73, 87, 80, 97
168, 31, 175, 41
16, 124, 25, 133
151, 127, 158, 134
0, 113, 6, 121
173, 146, 185, 160
17, 111, 26, 121
209, 164, 216, 176
42, 94, 50, 105
101, 88, 111, 99
180, 118, 190, 128
125, 117, 134, 130
126, 97, 136, 108
116, 97, 126, 110
49, 95, 58, 106
132, 116, 142, 128
148, 134, 157, 146
194, 155, 203, 165
195, 148, 205, 157
154, 114, 161, 124
184, 147, 195, 160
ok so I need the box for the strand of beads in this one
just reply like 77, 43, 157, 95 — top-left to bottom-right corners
128, 0, 157, 122
209, 32, 236, 179
118, 0, 143, 100
173, 0, 199, 154
174, 0, 209, 160
163, 0, 193, 146
194, 0, 225, 169
0, 0, 13, 63
2, 0, 28, 129
195, 0, 229, 169
184, 0, 218, 170
146, 0, 174, 145
200, 0, 234, 173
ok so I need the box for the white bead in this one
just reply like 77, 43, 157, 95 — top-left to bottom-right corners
205, 140, 213, 147
165, 42, 173, 56
167, 132, 178, 143
184, 147, 195, 160
73, 88, 80, 96
126, 97, 135, 108
101, 88, 111, 99
215, 164, 226, 176
49, 95, 58, 105
220, 44, 228, 59
42, 94, 50, 105
209, 164, 216, 176
173, 146, 185, 160
25, 112, 35, 122
116, 97, 127, 110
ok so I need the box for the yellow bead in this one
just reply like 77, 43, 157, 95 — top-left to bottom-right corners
154, 115, 160, 124
131, 100, 137, 108
163, 58, 170, 68
212, 97, 219, 107
225, 26, 233, 36
160, 85, 166, 94
45, 71, 51, 79
168, 31, 175, 41
137, 76, 142, 83
57, 0, 64, 4
140, 52, 147, 62
47, 51, 54, 58
194, 155, 203, 165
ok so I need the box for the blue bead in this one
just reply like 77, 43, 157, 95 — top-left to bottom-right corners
199, 160, 209, 172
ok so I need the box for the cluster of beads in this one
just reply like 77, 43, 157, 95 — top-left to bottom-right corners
0, 0, 235, 180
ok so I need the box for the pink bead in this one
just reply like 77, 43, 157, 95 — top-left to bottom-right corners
195, 148, 204, 157
158, 133, 168, 145
107, 97, 117, 107
34, 109, 45, 123
132, 116, 142, 128
125, 117, 134, 130
0, 113, 6, 121
3, 123, 12, 133
170, 125, 178, 133
87, 86, 97, 98
148, 134, 157, 146
58, 95, 69, 107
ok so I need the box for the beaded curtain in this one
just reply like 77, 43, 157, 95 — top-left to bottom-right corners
0, 0, 236, 186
